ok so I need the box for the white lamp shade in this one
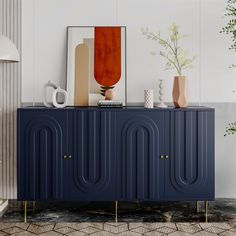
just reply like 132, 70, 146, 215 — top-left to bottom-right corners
0, 35, 20, 62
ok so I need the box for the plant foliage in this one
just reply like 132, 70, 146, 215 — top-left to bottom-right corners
225, 121, 236, 136
220, 0, 236, 68
141, 23, 196, 76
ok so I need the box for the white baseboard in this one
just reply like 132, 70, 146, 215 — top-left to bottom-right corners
0, 199, 8, 213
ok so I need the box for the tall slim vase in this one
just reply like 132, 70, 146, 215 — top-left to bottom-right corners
172, 76, 189, 108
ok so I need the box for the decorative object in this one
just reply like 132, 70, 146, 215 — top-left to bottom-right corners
52, 87, 68, 108
43, 81, 57, 107
105, 89, 117, 100
220, 0, 236, 68
141, 23, 196, 108
67, 26, 126, 106
173, 76, 189, 108
97, 100, 123, 107
17, 107, 215, 223
144, 89, 153, 108
156, 79, 168, 108
0, 35, 20, 62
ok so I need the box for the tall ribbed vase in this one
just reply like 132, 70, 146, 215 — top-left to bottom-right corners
172, 76, 189, 108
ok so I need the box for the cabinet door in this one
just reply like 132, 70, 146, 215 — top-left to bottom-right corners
67, 110, 116, 200
164, 111, 215, 200
116, 111, 167, 201
17, 110, 68, 201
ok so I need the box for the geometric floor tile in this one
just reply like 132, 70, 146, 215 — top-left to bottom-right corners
104, 223, 128, 233
54, 226, 75, 234
1, 226, 24, 234
156, 226, 176, 234
169, 232, 192, 236
177, 223, 202, 233
193, 231, 218, 236
130, 226, 153, 234
144, 231, 164, 236
205, 226, 227, 234
219, 230, 236, 236
27, 223, 54, 234
79, 226, 101, 234
0, 223, 235, 235
66, 231, 86, 236
200, 223, 232, 230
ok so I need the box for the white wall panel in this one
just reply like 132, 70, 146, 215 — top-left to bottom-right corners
0, 0, 21, 199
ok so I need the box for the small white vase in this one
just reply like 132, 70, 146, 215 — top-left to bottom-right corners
144, 90, 153, 108
43, 80, 57, 107
52, 87, 68, 108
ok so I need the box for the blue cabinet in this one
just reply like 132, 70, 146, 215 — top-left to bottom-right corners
116, 111, 168, 201
17, 110, 68, 200
67, 110, 117, 200
17, 107, 215, 202
163, 111, 215, 200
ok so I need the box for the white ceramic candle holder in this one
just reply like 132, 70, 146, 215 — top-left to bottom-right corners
156, 79, 167, 108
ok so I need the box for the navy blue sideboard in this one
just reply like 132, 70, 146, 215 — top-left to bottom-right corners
17, 107, 215, 203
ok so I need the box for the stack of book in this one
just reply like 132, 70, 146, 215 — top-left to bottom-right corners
97, 100, 123, 108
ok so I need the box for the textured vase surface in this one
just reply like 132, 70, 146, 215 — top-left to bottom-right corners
144, 90, 153, 108
172, 76, 188, 108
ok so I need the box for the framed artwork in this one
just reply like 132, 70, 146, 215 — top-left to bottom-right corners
66, 26, 127, 106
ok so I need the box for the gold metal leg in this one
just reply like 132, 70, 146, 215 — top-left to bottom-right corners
24, 201, 27, 223
196, 201, 199, 213
32, 201, 36, 211
115, 201, 118, 223
205, 201, 208, 223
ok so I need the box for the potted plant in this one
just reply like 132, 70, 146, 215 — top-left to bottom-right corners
141, 23, 196, 108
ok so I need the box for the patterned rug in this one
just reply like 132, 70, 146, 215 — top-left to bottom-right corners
0, 222, 236, 236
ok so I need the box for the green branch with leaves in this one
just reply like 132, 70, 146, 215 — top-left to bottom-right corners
220, 0, 236, 68
225, 121, 236, 136
141, 23, 196, 76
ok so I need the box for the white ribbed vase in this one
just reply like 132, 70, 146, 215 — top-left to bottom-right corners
144, 89, 153, 108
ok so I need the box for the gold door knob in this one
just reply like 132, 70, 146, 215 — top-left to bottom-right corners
165, 155, 169, 159
160, 155, 164, 159
63, 155, 67, 159
68, 155, 72, 159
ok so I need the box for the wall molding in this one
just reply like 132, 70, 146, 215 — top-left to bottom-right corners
0, 0, 21, 199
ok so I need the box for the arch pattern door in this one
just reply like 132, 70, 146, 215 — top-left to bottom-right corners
17, 110, 68, 200
164, 111, 215, 200
116, 111, 168, 201
67, 110, 116, 200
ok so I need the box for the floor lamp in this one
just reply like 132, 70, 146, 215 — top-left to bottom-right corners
0, 35, 20, 212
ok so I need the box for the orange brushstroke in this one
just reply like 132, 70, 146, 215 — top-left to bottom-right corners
94, 27, 121, 87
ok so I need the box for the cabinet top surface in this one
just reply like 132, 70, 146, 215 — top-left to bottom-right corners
18, 106, 214, 112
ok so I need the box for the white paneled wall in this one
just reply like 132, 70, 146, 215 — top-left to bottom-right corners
0, 0, 21, 199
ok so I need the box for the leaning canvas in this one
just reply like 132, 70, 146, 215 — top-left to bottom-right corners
66, 26, 126, 106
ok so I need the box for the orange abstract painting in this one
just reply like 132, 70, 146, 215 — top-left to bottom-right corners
94, 27, 121, 87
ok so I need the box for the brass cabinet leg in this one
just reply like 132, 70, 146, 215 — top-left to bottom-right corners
115, 201, 118, 223
24, 201, 27, 223
196, 201, 199, 213
33, 201, 36, 211
205, 201, 208, 223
